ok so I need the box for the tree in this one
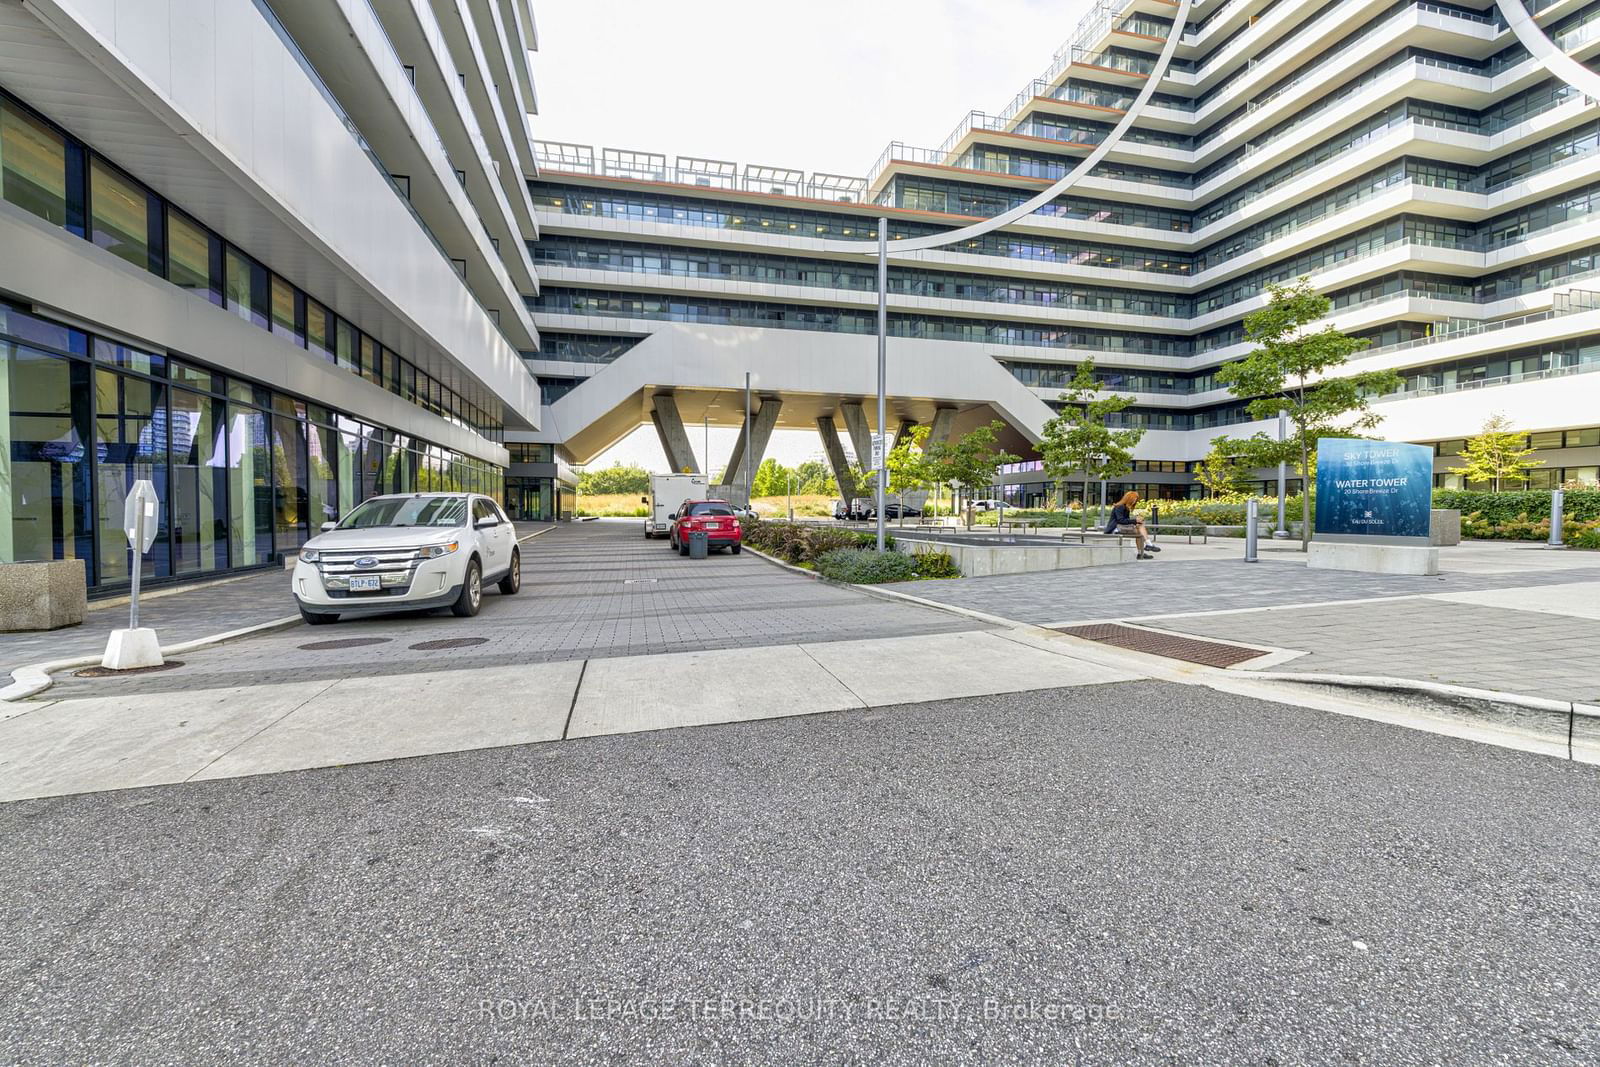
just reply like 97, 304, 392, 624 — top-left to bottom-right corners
925, 421, 1020, 529
577, 461, 650, 495
1037, 361, 1146, 531
1196, 435, 1256, 499
1215, 278, 1403, 550
750, 458, 792, 498
792, 460, 837, 496
1452, 414, 1543, 491
885, 426, 934, 525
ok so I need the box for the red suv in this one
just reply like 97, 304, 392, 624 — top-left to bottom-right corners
669, 500, 743, 555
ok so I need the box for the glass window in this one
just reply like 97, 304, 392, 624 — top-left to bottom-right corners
93, 337, 164, 377
335, 317, 356, 372
360, 334, 380, 387
307, 420, 337, 532
383, 348, 400, 395
1529, 430, 1564, 450
0, 341, 92, 570
226, 401, 273, 566
1566, 428, 1599, 448
89, 157, 150, 271
1566, 465, 1598, 486
170, 360, 218, 394
271, 413, 307, 550
338, 494, 467, 528
0, 100, 69, 227
167, 210, 220, 305
169, 387, 229, 575
306, 299, 333, 363
271, 275, 300, 345
94, 368, 170, 583
225, 247, 266, 329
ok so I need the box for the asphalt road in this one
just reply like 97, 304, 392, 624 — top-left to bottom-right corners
3, 681, 1597, 1064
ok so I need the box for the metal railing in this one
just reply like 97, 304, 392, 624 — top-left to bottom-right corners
1380, 360, 1600, 402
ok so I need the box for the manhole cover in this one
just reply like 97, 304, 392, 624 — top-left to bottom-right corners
1053, 624, 1264, 667
74, 660, 185, 678
409, 637, 490, 651
298, 637, 393, 651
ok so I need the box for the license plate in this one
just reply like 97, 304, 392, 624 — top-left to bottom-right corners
348, 574, 381, 592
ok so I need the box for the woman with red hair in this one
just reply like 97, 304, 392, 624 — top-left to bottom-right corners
1105, 490, 1158, 560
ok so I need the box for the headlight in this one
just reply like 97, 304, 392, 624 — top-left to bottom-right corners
300, 548, 320, 562
416, 541, 460, 559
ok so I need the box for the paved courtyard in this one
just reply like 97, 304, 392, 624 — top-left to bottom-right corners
3, 682, 1596, 1064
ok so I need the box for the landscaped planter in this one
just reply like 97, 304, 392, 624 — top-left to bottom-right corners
0, 560, 87, 632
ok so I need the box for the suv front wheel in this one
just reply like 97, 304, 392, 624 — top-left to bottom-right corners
451, 558, 483, 617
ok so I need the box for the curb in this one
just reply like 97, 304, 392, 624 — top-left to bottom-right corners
740, 545, 1019, 629
1, 615, 302, 707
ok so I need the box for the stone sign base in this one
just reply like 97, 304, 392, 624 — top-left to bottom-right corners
1430, 509, 1461, 546
1308, 541, 1439, 576
0, 561, 87, 632
102, 628, 164, 670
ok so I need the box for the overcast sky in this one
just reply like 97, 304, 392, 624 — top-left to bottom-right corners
530, 0, 1094, 472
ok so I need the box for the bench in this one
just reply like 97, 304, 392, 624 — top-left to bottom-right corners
1056, 528, 1127, 546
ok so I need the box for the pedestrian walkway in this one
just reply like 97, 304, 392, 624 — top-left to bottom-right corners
891, 542, 1600, 706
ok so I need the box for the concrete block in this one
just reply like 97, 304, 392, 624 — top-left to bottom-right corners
0, 561, 87, 632
1430, 509, 1461, 546
101, 628, 165, 670
1307, 541, 1439, 576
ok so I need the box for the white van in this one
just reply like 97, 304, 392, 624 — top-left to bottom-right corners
644, 474, 708, 538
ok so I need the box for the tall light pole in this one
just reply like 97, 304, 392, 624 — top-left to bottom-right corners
703, 415, 710, 481
743, 372, 752, 507
875, 218, 888, 553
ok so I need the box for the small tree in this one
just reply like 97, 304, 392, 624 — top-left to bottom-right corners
885, 426, 934, 525
1215, 278, 1402, 550
578, 461, 651, 495
1196, 436, 1256, 499
792, 460, 838, 496
925, 421, 1020, 529
1451, 415, 1543, 491
1037, 361, 1146, 531
750, 458, 793, 498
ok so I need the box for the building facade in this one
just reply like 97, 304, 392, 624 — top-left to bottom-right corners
0, 0, 551, 591
517, 0, 1600, 504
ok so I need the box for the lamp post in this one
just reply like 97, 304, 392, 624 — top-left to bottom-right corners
703, 415, 710, 480
743, 372, 752, 508
875, 218, 888, 553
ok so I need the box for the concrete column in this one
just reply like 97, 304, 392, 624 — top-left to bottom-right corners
649, 394, 699, 474
720, 396, 782, 491
839, 401, 873, 468
816, 416, 857, 502
926, 406, 958, 445
894, 418, 918, 448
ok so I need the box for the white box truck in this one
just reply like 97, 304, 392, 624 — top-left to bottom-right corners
644, 474, 708, 538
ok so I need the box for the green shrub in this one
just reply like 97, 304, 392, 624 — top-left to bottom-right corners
815, 548, 919, 584
1432, 488, 1600, 524
908, 549, 960, 578
742, 521, 893, 564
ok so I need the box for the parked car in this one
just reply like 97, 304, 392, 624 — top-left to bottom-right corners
291, 492, 520, 624
867, 503, 923, 519
968, 499, 1001, 511
729, 502, 759, 521
668, 499, 743, 555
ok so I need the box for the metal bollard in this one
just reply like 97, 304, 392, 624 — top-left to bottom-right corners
1244, 498, 1259, 562
1548, 489, 1566, 549
1151, 505, 1160, 546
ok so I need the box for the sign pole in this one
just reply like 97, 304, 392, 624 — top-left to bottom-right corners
1274, 408, 1288, 538
103, 479, 164, 670
129, 506, 143, 630
875, 218, 888, 553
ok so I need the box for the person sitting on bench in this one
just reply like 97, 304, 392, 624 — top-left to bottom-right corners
1105, 491, 1159, 560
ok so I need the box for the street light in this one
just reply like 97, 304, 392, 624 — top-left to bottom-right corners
875, 218, 888, 553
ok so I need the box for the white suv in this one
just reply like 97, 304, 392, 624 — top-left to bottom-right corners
292, 492, 520, 625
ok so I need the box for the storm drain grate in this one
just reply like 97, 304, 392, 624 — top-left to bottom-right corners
1053, 624, 1263, 667
298, 637, 392, 651
409, 637, 490, 651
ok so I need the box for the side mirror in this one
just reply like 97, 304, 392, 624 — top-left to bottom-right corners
320, 521, 337, 532
475, 517, 499, 529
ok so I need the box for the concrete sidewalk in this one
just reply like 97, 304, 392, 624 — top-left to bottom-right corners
0, 628, 1142, 801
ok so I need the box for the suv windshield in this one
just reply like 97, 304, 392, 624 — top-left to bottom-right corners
338, 495, 468, 529
688, 502, 734, 516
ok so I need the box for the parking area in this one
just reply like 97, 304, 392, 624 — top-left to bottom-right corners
30, 519, 983, 700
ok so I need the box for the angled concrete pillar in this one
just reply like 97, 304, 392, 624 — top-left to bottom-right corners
927, 406, 958, 445
720, 396, 783, 492
650, 394, 699, 473
895, 418, 918, 448
816, 416, 857, 502
838, 401, 873, 468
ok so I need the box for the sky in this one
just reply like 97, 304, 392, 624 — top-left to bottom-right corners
530, 0, 1093, 473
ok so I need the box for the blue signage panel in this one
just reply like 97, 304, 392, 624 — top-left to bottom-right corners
1314, 438, 1433, 542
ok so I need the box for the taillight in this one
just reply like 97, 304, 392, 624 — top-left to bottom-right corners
680, 519, 698, 530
